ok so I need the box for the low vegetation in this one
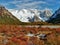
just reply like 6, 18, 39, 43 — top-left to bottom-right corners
0, 25, 59, 45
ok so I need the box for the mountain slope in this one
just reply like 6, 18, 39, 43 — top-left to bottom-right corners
9, 9, 52, 22
0, 6, 21, 25
47, 8, 60, 24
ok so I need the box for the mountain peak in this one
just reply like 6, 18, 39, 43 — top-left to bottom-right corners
47, 8, 60, 24
9, 9, 52, 22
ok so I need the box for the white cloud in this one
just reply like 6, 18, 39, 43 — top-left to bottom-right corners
9, 0, 22, 4
2, 0, 47, 9
15, 1, 47, 9
1, 0, 49, 10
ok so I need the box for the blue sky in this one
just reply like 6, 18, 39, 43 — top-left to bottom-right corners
0, 0, 60, 13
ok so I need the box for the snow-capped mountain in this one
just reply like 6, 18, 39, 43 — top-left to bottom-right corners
8, 9, 52, 22
47, 8, 60, 24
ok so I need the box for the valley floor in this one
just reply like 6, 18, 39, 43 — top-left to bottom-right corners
0, 25, 60, 45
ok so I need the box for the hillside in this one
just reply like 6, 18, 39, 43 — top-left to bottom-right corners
47, 8, 60, 24
0, 6, 21, 25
